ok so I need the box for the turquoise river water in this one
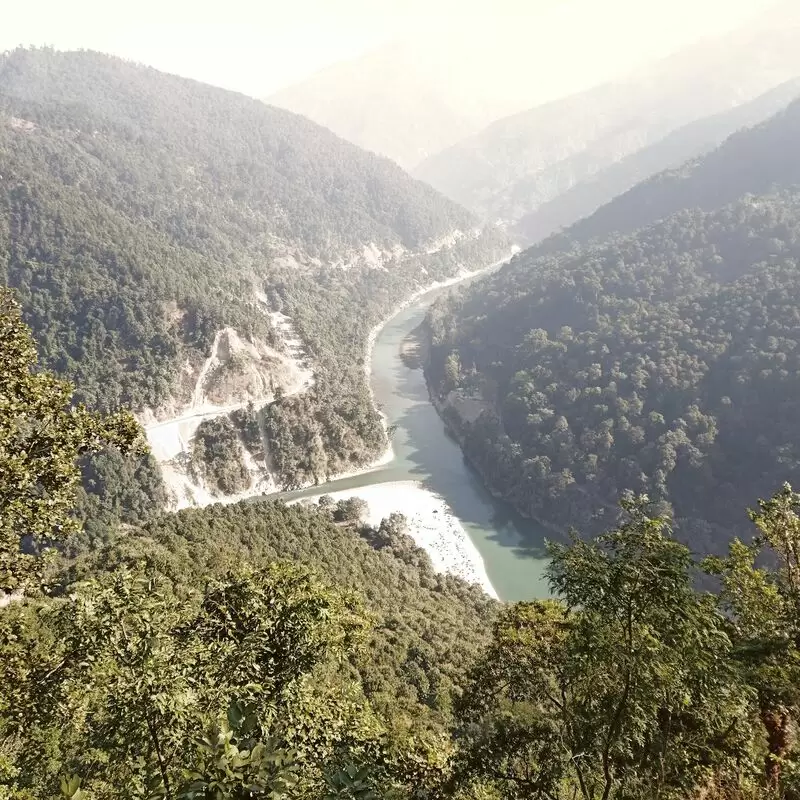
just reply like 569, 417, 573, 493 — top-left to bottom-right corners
278, 278, 553, 601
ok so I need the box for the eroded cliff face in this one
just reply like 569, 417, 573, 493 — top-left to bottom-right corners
141, 306, 314, 510
192, 327, 311, 409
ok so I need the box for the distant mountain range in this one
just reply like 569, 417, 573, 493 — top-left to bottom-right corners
544, 92, 800, 249
413, 11, 800, 227
265, 4, 723, 173
515, 78, 800, 244
265, 39, 526, 171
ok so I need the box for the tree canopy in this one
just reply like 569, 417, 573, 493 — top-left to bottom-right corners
427, 192, 800, 553
0, 287, 141, 595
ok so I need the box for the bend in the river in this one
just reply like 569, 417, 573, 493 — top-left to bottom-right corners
279, 272, 553, 602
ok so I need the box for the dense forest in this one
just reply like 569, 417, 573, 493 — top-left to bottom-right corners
426, 96, 800, 554
0, 46, 508, 507
6, 288, 800, 799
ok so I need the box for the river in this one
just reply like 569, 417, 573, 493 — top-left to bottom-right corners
278, 278, 553, 602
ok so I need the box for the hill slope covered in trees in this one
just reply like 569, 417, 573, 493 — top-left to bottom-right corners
544, 94, 800, 250
426, 97, 800, 553
515, 77, 800, 244
0, 47, 503, 413
0, 47, 508, 509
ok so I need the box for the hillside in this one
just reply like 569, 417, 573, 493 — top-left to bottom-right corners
425, 96, 800, 554
515, 78, 800, 244
266, 39, 507, 171
63, 497, 498, 735
6, 289, 800, 798
0, 47, 508, 510
414, 13, 800, 225
545, 94, 800, 249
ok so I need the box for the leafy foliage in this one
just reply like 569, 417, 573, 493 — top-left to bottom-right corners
0, 564, 407, 799
452, 499, 757, 800
4, 321, 800, 798
60, 498, 498, 733
190, 416, 251, 495
0, 288, 141, 594
705, 484, 800, 791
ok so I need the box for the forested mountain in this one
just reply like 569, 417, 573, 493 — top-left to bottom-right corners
8, 290, 800, 797
516, 78, 800, 244
426, 96, 800, 553
0, 46, 493, 412
9, 12, 800, 800
414, 12, 800, 226
64, 499, 498, 731
0, 47, 508, 505
547, 94, 800, 249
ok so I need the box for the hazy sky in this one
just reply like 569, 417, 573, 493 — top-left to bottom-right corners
1, 0, 786, 98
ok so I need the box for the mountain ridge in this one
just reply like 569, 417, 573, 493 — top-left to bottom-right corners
414, 14, 800, 224
0, 47, 499, 412
515, 77, 800, 244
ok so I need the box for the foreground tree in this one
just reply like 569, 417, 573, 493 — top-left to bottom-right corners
1, 563, 444, 798
0, 288, 141, 595
452, 497, 757, 800
705, 483, 800, 797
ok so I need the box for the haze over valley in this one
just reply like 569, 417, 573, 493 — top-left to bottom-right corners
5, 2, 800, 798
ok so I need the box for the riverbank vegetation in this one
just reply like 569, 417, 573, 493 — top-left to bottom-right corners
6, 297, 800, 799
260, 234, 508, 489
426, 97, 800, 555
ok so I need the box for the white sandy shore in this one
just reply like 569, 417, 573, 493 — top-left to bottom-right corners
292, 481, 499, 599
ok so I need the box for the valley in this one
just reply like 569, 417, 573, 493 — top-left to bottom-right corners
275, 257, 549, 602
142, 252, 548, 601
7, 9, 800, 796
